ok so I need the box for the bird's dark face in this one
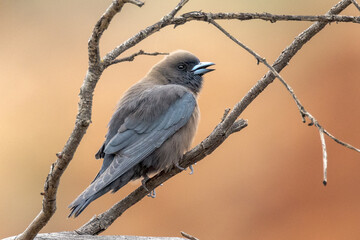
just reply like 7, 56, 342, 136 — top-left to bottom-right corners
153, 50, 215, 94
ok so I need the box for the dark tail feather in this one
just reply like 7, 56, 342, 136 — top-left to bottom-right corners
91, 154, 114, 184
68, 172, 131, 217
69, 155, 115, 217
68, 188, 109, 218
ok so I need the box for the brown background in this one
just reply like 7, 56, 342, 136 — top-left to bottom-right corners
1, 0, 360, 239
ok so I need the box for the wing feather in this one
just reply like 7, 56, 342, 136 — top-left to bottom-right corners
88, 91, 196, 198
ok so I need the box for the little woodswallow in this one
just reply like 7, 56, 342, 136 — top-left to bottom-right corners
69, 50, 215, 217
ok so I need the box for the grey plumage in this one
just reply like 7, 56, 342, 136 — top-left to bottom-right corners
69, 50, 214, 217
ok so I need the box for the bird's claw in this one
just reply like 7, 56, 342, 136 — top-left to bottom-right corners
147, 189, 156, 198
143, 175, 156, 198
189, 165, 194, 175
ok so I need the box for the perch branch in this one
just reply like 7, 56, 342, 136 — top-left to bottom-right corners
76, 118, 248, 235
106, 50, 168, 67
76, 0, 354, 235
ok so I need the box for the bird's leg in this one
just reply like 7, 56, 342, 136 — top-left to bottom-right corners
189, 165, 194, 175
141, 174, 150, 192
142, 174, 156, 198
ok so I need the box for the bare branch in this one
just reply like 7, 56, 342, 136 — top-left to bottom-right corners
15, 1, 144, 240
105, 50, 168, 68
171, 12, 360, 26
221, 108, 231, 122
209, 17, 360, 185
351, 0, 360, 11
274, 70, 360, 154
319, 128, 328, 186
208, 19, 263, 64
323, 129, 360, 153
100, 3, 360, 68
76, 0, 354, 235
101, 0, 189, 67
89, 0, 143, 68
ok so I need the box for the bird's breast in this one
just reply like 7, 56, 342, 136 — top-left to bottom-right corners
152, 104, 199, 171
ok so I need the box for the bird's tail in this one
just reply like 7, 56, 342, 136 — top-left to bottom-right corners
68, 186, 110, 218
68, 172, 130, 217
68, 155, 115, 217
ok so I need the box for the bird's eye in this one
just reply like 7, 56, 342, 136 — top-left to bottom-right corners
177, 64, 187, 71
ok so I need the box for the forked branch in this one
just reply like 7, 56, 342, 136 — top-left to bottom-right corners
208, 17, 360, 185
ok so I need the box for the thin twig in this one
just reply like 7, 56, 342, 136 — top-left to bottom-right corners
209, 19, 307, 121
106, 50, 168, 67
323, 129, 360, 153
319, 128, 328, 186
221, 108, 231, 122
351, 0, 360, 11
125, 0, 144, 7
101, 0, 189, 67
77, 0, 354, 235
171, 12, 360, 26
180, 232, 199, 240
209, 17, 360, 185
101, 9, 360, 67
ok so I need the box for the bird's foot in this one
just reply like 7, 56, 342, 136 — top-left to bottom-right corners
147, 189, 156, 198
141, 175, 150, 191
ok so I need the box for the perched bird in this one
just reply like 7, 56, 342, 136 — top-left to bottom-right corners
69, 50, 214, 217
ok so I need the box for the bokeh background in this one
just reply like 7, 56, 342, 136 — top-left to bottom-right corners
1, 0, 360, 239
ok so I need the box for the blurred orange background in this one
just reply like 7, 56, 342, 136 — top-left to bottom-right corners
1, 0, 360, 239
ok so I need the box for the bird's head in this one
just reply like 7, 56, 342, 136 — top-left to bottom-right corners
150, 50, 215, 94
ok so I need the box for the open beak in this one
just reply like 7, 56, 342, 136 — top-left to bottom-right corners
192, 62, 215, 76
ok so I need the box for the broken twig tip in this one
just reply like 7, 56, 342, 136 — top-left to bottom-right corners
323, 180, 327, 186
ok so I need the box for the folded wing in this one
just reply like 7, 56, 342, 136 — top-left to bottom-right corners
69, 89, 196, 216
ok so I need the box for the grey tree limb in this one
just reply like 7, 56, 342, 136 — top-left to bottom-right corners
107, 50, 169, 67
170, 12, 360, 25
75, 0, 355, 236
